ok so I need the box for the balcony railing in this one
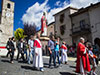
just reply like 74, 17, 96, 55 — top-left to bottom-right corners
71, 24, 91, 34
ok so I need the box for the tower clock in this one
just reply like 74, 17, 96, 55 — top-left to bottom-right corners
0, 0, 15, 43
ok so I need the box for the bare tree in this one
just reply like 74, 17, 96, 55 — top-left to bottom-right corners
24, 23, 36, 40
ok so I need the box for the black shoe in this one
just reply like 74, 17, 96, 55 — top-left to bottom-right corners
32, 67, 37, 70
48, 66, 53, 69
65, 62, 68, 64
48, 66, 51, 68
54, 66, 58, 68
58, 64, 62, 67
16, 58, 20, 61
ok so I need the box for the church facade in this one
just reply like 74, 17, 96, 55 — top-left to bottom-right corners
0, 0, 15, 44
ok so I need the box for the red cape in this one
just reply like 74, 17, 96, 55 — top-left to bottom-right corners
76, 42, 91, 73
41, 16, 47, 33
33, 39, 41, 48
60, 44, 67, 50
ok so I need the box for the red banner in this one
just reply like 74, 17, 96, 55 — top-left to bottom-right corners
0, 46, 6, 49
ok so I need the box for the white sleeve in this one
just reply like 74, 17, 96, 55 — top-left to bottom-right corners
34, 47, 38, 54
28, 40, 30, 45
89, 51, 93, 57
66, 49, 67, 52
84, 48, 87, 54
62, 49, 65, 53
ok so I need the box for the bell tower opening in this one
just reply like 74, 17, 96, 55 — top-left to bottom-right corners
94, 38, 100, 46
7, 3, 11, 9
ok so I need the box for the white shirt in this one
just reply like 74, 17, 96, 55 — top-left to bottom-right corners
89, 50, 93, 57
21, 42, 23, 48
28, 39, 34, 48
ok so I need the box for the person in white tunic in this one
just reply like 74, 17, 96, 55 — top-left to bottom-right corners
60, 42, 68, 64
33, 34, 44, 71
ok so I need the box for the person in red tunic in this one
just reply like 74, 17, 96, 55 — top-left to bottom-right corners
60, 42, 68, 64
41, 12, 47, 36
76, 37, 91, 75
33, 33, 44, 72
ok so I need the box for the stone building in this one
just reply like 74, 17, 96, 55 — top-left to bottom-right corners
0, 0, 15, 44
70, 2, 100, 45
54, 2, 100, 45
54, 7, 78, 45
70, 7, 92, 44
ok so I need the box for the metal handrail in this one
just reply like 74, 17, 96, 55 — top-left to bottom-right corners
72, 24, 90, 33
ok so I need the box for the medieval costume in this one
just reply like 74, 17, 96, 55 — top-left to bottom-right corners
60, 44, 68, 64
33, 38, 44, 71
76, 42, 91, 74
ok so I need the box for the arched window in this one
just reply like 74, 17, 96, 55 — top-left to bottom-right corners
60, 25, 66, 35
59, 13, 65, 23
7, 3, 10, 9
0, 29, 2, 32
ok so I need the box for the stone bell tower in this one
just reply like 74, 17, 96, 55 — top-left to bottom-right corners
0, 0, 15, 44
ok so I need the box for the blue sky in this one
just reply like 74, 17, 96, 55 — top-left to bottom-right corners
0, 0, 70, 31
0, 0, 99, 31
12, 0, 68, 31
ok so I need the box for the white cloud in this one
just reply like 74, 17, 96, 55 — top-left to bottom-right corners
68, 0, 99, 8
55, 1, 61, 6
22, 0, 50, 27
22, 0, 99, 28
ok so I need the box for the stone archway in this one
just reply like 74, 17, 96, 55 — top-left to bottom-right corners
0, 29, 2, 35
94, 37, 100, 47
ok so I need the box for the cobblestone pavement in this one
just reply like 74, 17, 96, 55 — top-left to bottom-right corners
0, 56, 100, 75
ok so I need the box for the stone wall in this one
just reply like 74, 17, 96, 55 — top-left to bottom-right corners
54, 7, 77, 45
89, 5, 100, 44
0, 0, 15, 44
